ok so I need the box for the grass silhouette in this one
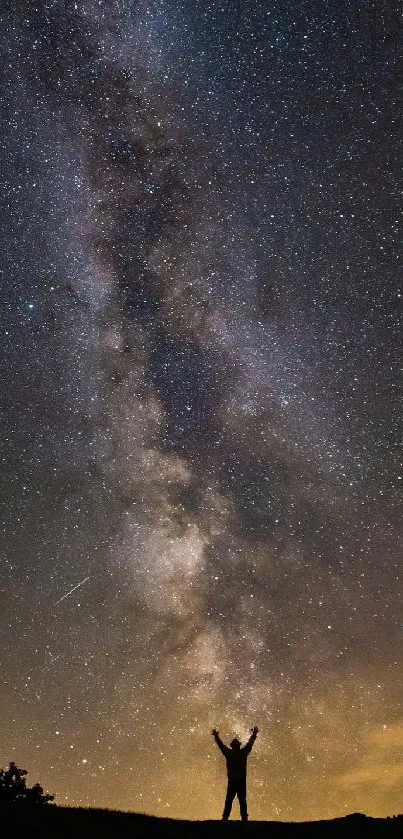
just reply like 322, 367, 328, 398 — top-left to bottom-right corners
1, 805, 403, 838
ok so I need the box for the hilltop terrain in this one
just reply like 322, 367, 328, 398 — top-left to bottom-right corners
2, 805, 403, 838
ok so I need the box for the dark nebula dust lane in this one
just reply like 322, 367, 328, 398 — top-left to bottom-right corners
1, 0, 403, 821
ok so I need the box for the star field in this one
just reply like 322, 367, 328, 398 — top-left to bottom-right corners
1, 0, 403, 821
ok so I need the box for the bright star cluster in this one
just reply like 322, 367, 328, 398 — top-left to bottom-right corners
1, 0, 402, 822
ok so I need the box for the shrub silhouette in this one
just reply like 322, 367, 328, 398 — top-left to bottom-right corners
0, 761, 54, 804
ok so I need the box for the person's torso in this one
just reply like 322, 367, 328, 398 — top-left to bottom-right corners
225, 749, 248, 779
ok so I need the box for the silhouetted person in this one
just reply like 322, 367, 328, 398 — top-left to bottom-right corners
212, 726, 259, 822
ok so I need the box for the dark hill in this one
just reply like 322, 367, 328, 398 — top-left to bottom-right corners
1, 805, 403, 838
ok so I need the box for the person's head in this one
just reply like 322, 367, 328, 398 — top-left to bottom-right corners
230, 738, 241, 750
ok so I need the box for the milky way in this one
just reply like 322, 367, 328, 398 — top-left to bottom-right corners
1, 0, 403, 821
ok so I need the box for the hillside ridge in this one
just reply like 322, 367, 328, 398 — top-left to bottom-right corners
2, 804, 403, 837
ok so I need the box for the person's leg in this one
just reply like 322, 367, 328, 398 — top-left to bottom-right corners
222, 780, 236, 820
237, 779, 248, 822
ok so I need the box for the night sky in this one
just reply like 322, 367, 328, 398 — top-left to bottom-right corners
1, 0, 403, 822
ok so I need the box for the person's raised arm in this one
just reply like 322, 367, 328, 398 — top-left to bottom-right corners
212, 729, 228, 756
243, 726, 259, 754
